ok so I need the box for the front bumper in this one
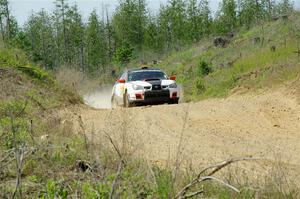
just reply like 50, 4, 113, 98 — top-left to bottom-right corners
128, 89, 179, 105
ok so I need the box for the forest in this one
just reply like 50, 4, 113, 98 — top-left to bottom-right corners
0, 0, 295, 76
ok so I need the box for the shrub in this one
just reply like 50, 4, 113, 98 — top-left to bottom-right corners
41, 180, 68, 199
17, 65, 51, 81
197, 59, 212, 76
0, 100, 31, 149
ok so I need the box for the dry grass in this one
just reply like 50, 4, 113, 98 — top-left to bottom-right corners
55, 66, 101, 96
1, 101, 300, 198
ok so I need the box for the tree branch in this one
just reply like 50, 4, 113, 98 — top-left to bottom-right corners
174, 157, 258, 199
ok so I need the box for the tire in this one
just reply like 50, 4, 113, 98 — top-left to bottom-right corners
169, 98, 179, 105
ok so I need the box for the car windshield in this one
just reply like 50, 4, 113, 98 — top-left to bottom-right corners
128, 71, 167, 81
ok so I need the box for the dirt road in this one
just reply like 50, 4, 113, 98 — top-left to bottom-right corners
61, 85, 300, 183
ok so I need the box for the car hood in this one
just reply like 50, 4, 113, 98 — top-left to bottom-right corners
130, 79, 175, 86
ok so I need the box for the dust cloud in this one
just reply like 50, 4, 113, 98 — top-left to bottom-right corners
83, 86, 112, 109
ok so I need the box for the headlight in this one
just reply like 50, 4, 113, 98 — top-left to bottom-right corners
169, 83, 177, 88
132, 84, 144, 90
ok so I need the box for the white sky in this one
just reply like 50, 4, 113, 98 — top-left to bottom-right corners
9, 0, 221, 26
9, 0, 300, 26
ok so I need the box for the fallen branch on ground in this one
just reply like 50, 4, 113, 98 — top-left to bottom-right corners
174, 157, 258, 199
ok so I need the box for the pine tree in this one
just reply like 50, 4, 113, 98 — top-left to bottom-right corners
276, 0, 293, 15
144, 16, 163, 51
216, 0, 237, 33
112, 0, 147, 49
168, 0, 187, 46
0, 0, 12, 42
86, 10, 108, 74
239, 0, 258, 28
186, 0, 201, 42
54, 0, 69, 63
157, 0, 188, 49
23, 10, 55, 68
65, 4, 85, 69
199, 0, 212, 36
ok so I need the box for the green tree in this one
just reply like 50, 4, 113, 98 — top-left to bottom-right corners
168, 0, 187, 46
276, 0, 293, 15
114, 40, 134, 64
0, 0, 15, 43
23, 10, 56, 68
54, 0, 69, 63
238, 0, 258, 28
113, 0, 147, 49
215, 0, 237, 33
144, 16, 164, 51
186, 0, 201, 42
86, 10, 108, 74
157, 0, 188, 49
65, 4, 85, 69
199, 0, 212, 36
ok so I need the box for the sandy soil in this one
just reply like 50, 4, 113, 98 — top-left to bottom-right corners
60, 85, 300, 184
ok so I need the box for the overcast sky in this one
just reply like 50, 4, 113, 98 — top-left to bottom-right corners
9, 0, 300, 26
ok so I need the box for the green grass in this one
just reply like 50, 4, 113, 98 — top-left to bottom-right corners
0, 47, 53, 82
151, 12, 300, 101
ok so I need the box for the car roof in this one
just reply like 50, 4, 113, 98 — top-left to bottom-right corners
128, 67, 163, 73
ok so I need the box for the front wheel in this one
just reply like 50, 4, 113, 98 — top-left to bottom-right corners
168, 98, 179, 105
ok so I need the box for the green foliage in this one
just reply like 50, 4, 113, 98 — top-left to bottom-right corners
197, 59, 212, 76
82, 183, 99, 198
215, 0, 237, 33
86, 10, 108, 73
156, 13, 300, 100
96, 183, 111, 198
0, 0, 17, 42
0, 48, 28, 67
193, 77, 206, 96
0, 48, 53, 82
0, 100, 30, 149
41, 180, 68, 199
22, 10, 55, 68
113, 0, 147, 48
114, 40, 134, 64
154, 167, 173, 198
17, 65, 50, 81
6, 0, 294, 75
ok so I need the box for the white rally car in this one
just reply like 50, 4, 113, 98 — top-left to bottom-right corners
111, 67, 180, 107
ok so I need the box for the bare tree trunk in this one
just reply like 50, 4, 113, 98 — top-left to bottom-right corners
106, 6, 112, 62
58, 0, 68, 64
0, 15, 6, 44
4, 0, 10, 39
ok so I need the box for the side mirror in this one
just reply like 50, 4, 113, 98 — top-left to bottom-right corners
170, 75, 176, 81
117, 79, 126, 83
